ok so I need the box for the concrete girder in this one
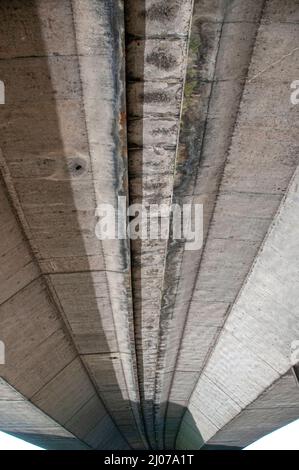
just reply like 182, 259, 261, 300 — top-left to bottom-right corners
125, 0, 194, 447
177, 164, 299, 448
155, 0, 266, 448
163, 0, 299, 448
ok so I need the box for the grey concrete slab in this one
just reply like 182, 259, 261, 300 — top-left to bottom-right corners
162, 0, 299, 449
207, 371, 299, 448
0, 378, 89, 450
180, 166, 299, 446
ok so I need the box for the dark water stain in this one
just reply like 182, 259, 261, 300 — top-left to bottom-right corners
143, 90, 171, 104
146, 1, 180, 22
146, 49, 177, 71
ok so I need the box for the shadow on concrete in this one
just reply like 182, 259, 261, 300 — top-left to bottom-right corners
0, 0, 138, 451
124, 0, 152, 446
6, 400, 206, 450
6, 402, 241, 450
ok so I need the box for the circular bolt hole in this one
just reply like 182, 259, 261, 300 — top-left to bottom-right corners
67, 157, 86, 177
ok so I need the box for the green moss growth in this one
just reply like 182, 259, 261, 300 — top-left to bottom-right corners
189, 35, 201, 55
182, 33, 201, 111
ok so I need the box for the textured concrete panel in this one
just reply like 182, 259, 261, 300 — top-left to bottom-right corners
180, 166, 299, 447
156, 0, 266, 448
0, 177, 39, 305
126, 0, 194, 447
0, 378, 89, 450
169, 2, 299, 449
207, 371, 299, 448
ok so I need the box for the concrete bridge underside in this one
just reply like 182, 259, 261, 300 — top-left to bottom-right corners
0, 0, 298, 450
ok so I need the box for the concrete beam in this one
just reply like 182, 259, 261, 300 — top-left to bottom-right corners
153, 0, 265, 448
177, 164, 299, 447
164, 0, 299, 448
125, 0, 194, 447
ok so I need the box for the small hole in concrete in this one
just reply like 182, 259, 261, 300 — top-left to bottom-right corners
67, 157, 86, 177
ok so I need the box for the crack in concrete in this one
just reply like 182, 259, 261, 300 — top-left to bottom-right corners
248, 47, 299, 83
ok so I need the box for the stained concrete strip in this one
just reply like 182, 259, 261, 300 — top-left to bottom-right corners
178, 164, 299, 447
125, 0, 194, 447
68, 0, 145, 447
0, 0, 144, 448
150, 0, 266, 448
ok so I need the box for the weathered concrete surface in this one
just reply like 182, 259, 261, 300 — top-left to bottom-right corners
0, 378, 89, 450
0, 0, 299, 450
0, 0, 144, 449
177, 164, 299, 448
0, 169, 128, 449
205, 369, 299, 449
163, 0, 299, 449
126, 0, 194, 447
155, 0, 266, 448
